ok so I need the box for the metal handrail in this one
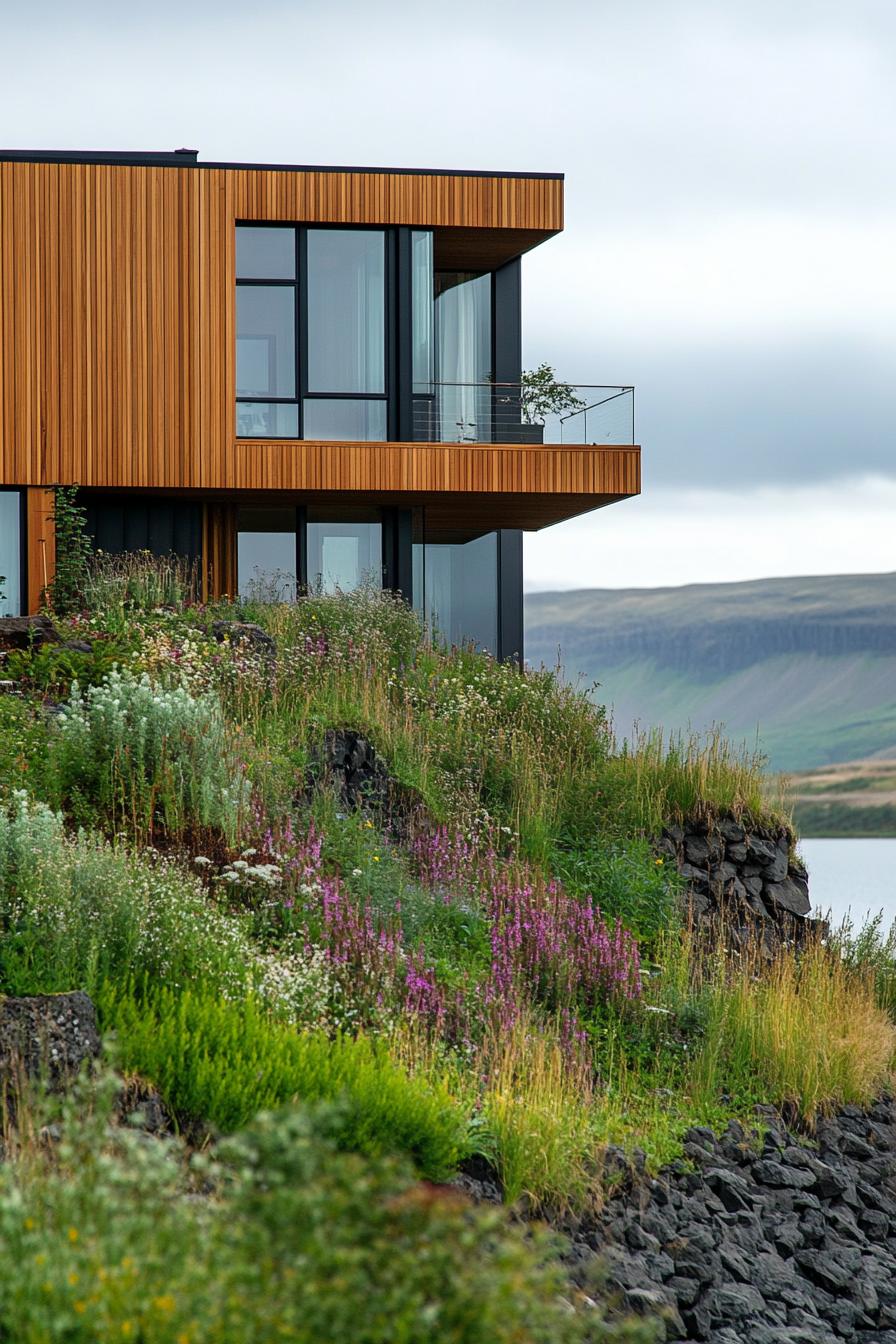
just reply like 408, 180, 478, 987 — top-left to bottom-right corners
411, 381, 635, 446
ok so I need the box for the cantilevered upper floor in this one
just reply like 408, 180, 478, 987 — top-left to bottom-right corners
0, 148, 639, 541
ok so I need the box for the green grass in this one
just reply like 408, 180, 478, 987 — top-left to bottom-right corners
100, 981, 470, 1180
2, 565, 890, 1226
0, 1076, 612, 1344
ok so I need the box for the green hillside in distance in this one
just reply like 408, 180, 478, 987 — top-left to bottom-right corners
525, 572, 896, 775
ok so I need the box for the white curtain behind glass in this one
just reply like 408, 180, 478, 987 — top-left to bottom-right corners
435, 273, 491, 441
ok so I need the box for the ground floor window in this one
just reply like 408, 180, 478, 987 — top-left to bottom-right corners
237, 507, 298, 601
306, 507, 383, 594
0, 491, 22, 616
236, 505, 384, 599
413, 532, 499, 656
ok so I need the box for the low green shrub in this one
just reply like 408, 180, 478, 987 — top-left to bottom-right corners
0, 1076, 637, 1344
49, 666, 247, 841
0, 698, 48, 800
101, 982, 470, 1179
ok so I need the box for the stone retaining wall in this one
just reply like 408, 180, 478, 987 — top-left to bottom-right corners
656, 816, 823, 944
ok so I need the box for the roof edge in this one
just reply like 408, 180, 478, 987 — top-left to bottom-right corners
0, 149, 564, 181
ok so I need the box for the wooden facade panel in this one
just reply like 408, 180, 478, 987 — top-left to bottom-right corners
0, 158, 635, 519
25, 486, 55, 611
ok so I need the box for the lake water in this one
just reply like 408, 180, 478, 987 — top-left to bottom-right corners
798, 838, 896, 930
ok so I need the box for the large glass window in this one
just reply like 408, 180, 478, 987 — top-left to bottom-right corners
236, 225, 388, 440
307, 230, 385, 394
306, 507, 382, 594
0, 492, 22, 616
237, 507, 297, 601
413, 531, 498, 655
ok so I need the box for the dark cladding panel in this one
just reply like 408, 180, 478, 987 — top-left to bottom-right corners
83, 495, 202, 561
497, 529, 524, 666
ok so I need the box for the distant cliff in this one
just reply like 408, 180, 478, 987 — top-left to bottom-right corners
525, 572, 896, 773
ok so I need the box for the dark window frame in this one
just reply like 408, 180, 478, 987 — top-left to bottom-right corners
236, 222, 395, 441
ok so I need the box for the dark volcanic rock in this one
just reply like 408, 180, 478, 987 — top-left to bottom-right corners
0, 991, 101, 1083
0, 614, 60, 651
210, 619, 277, 659
766, 877, 812, 917
658, 813, 814, 947
565, 1096, 896, 1342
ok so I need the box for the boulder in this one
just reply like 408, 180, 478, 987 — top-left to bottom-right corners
0, 991, 101, 1083
210, 620, 277, 659
0, 615, 60, 651
765, 877, 812, 917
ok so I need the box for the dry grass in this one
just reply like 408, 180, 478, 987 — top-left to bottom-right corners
691, 938, 896, 1121
480, 1013, 597, 1213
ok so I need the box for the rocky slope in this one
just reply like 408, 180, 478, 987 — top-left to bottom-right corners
570, 1097, 896, 1343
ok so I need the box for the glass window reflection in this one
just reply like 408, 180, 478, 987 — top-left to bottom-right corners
307, 230, 385, 394
237, 508, 297, 601
413, 531, 498, 655
306, 508, 382, 594
302, 399, 387, 441
0, 492, 21, 616
236, 226, 296, 280
236, 287, 296, 399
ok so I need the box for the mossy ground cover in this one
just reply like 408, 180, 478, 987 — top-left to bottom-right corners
0, 546, 894, 1338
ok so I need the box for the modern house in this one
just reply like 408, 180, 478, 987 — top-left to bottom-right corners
0, 149, 640, 660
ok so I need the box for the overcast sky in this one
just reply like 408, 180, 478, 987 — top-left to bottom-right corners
1, 0, 893, 588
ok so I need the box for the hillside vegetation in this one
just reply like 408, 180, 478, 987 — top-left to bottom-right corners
525, 573, 896, 782
0, 535, 894, 1340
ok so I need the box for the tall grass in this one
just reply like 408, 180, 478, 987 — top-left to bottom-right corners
83, 549, 199, 626
606, 725, 789, 834
480, 1013, 597, 1212
690, 938, 895, 1120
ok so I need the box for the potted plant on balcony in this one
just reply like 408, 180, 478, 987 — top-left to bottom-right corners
518, 364, 586, 443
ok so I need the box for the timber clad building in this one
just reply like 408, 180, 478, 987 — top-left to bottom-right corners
0, 148, 640, 659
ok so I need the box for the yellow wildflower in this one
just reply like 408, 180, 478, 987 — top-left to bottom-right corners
68, 1272, 79, 1287
68, 1226, 79, 1243
74, 1301, 87, 1315
154, 1295, 176, 1313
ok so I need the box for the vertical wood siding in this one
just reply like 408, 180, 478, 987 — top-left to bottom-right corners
1, 160, 568, 496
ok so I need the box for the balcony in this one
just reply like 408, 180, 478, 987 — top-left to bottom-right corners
228, 381, 639, 540
411, 382, 635, 447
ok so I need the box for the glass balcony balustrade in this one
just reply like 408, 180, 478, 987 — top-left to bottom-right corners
411, 382, 635, 447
